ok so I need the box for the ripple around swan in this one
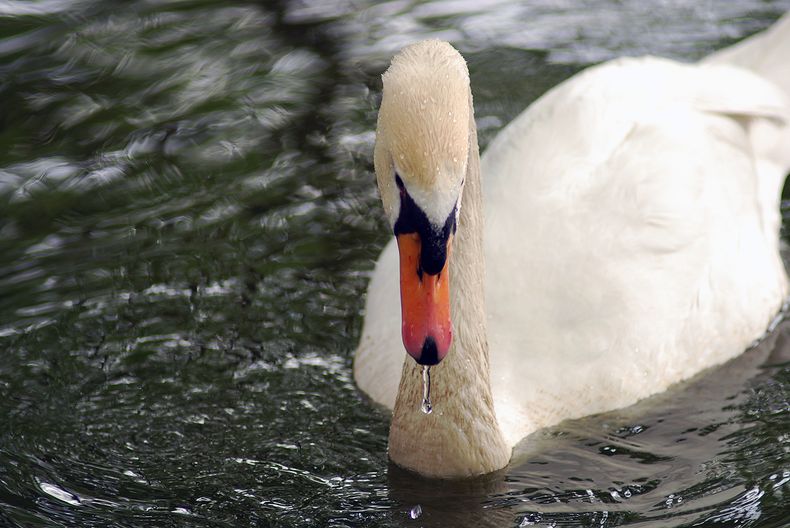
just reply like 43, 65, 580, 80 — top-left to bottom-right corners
1, 1, 790, 527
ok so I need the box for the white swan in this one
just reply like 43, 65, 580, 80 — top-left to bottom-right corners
354, 14, 790, 478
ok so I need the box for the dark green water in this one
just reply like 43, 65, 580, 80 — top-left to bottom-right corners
1, 1, 789, 526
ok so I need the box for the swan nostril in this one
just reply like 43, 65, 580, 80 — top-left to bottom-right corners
416, 336, 440, 365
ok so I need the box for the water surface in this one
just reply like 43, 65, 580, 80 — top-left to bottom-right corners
1, 1, 789, 526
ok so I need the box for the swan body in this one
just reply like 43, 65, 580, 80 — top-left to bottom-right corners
355, 15, 790, 478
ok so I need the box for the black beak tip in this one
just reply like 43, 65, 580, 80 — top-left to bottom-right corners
415, 336, 440, 366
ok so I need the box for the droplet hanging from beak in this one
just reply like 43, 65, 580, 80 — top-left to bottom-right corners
421, 365, 432, 414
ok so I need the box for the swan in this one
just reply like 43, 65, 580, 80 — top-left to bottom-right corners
354, 14, 790, 478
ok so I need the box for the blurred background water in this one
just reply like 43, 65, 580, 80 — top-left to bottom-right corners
1, 1, 789, 526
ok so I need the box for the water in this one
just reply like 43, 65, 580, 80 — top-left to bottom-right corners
0, 0, 789, 526
421, 366, 432, 415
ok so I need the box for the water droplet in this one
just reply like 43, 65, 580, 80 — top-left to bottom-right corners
409, 504, 422, 519
421, 365, 432, 414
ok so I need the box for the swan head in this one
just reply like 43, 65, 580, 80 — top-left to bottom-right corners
374, 40, 470, 365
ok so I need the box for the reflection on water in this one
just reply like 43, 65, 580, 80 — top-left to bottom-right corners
0, 0, 789, 526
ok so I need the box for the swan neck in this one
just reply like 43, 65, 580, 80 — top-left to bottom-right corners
455, 91, 485, 317
387, 91, 509, 478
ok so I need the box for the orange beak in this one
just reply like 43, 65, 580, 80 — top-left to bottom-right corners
396, 233, 453, 365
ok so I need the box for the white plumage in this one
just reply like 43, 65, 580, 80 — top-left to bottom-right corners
355, 14, 790, 475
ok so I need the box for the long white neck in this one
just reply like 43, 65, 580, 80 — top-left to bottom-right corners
388, 93, 510, 478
